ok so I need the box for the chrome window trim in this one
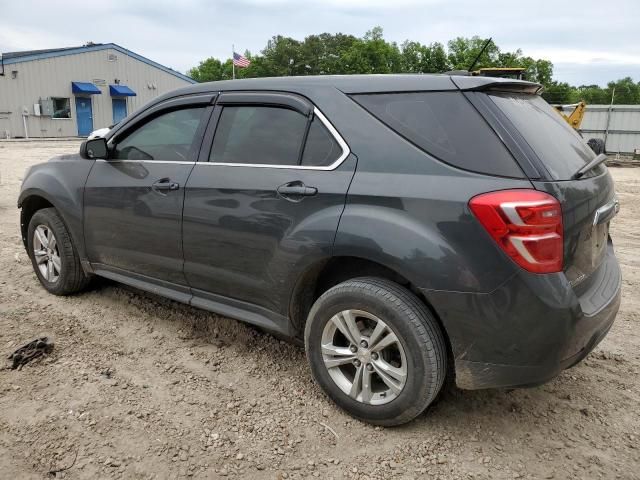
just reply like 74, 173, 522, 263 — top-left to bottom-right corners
102, 107, 350, 169
96, 159, 196, 165
206, 107, 350, 171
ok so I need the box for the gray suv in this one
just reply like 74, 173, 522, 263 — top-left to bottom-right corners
18, 75, 621, 425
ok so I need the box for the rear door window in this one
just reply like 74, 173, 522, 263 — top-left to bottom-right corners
488, 93, 599, 180
301, 117, 341, 167
210, 106, 307, 166
352, 92, 524, 178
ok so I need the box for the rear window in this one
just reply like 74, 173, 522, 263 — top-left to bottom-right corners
352, 92, 524, 178
488, 93, 599, 180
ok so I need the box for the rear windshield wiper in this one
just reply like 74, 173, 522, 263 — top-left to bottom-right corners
572, 153, 607, 180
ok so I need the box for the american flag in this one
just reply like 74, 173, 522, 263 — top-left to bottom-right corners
233, 52, 251, 68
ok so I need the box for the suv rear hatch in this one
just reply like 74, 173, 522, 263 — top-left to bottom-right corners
462, 81, 617, 289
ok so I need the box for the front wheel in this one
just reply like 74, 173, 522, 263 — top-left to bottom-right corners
304, 277, 447, 426
27, 208, 90, 295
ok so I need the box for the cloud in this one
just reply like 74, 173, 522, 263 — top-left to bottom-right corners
1, 0, 638, 86
526, 49, 640, 66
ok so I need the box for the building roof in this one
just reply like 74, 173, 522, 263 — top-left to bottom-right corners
2, 46, 86, 61
1, 43, 196, 84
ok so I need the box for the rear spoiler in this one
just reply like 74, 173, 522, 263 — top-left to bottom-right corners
450, 76, 543, 95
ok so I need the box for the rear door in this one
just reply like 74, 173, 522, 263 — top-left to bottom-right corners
182, 92, 355, 316
473, 91, 617, 288
84, 95, 213, 293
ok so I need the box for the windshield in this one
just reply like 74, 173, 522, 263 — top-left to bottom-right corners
489, 93, 600, 180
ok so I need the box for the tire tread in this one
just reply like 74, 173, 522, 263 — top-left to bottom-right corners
305, 276, 447, 426
28, 208, 90, 295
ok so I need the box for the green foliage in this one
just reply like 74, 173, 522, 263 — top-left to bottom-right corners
543, 77, 640, 105
187, 28, 639, 105
542, 81, 579, 104
605, 77, 640, 104
447, 36, 502, 70
401, 41, 448, 73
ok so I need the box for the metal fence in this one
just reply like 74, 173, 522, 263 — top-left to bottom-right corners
579, 105, 640, 154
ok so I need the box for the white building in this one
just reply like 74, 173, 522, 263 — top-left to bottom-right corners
0, 43, 196, 138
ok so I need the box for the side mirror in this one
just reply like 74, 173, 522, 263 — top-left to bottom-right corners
80, 138, 108, 160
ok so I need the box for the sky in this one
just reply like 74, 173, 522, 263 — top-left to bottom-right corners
1, 0, 639, 86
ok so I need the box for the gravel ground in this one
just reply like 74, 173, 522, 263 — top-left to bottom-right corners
0, 140, 638, 480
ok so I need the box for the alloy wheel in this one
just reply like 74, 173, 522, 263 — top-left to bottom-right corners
33, 225, 61, 283
321, 309, 408, 405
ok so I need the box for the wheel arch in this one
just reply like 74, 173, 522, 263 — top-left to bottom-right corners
289, 256, 453, 364
19, 190, 57, 249
18, 190, 87, 271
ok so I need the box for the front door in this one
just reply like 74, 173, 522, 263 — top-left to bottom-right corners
112, 98, 127, 124
84, 99, 212, 292
182, 93, 355, 316
75, 96, 93, 136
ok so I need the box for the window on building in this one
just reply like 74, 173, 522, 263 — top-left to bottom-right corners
52, 98, 71, 119
210, 106, 308, 166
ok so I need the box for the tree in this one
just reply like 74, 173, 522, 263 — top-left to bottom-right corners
188, 57, 232, 82
520, 58, 553, 86
542, 81, 577, 104
186, 29, 639, 107
607, 77, 640, 104
340, 27, 403, 74
300, 33, 359, 75
576, 84, 611, 104
447, 36, 501, 70
401, 41, 449, 73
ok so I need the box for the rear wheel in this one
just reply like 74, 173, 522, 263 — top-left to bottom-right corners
27, 208, 90, 295
305, 277, 447, 426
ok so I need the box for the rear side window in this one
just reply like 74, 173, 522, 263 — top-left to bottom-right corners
210, 106, 307, 166
301, 117, 341, 167
352, 92, 524, 178
488, 93, 598, 180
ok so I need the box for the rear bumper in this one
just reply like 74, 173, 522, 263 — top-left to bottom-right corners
423, 243, 621, 390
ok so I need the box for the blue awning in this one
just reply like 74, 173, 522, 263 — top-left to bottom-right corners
109, 84, 136, 97
71, 82, 102, 95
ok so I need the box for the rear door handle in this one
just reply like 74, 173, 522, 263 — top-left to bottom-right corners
277, 181, 318, 201
152, 178, 180, 192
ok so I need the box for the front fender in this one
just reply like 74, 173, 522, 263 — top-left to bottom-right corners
18, 157, 94, 260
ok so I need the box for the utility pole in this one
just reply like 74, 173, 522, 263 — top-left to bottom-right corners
604, 87, 615, 152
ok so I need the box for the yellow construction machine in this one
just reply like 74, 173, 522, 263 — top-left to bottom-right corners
472, 67, 526, 80
553, 102, 587, 130
471, 63, 587, 131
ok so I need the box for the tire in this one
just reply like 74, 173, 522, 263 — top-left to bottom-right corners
27, 208, 90, 296
304, 277, 447, 426
587, 138, 605, 155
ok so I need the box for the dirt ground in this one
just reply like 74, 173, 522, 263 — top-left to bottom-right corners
0, 140, 638, 480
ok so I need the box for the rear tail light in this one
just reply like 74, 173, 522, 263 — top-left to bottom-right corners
469, 190, 563, 274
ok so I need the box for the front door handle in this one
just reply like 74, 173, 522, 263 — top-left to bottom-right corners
277, 181, 318, 201
152, 178, 180, 192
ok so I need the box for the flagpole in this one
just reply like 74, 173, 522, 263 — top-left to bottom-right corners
232, 44, 235, 80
